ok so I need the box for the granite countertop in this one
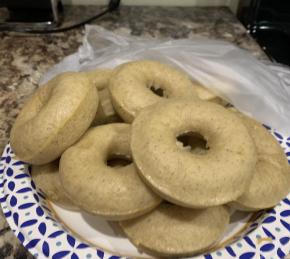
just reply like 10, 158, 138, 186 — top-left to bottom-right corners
0, 5, 266, 258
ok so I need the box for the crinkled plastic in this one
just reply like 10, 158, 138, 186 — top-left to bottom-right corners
41, 25, 290, 134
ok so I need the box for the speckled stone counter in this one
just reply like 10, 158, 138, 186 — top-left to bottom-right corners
0, 5, 266, 258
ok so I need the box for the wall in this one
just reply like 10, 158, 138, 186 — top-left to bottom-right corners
62, 0, 240, 13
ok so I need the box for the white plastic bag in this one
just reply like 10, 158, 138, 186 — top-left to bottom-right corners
41, 25, 290, 134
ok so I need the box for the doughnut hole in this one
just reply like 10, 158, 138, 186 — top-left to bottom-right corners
107, 154, 132, 168
104, 132, 133, 168
176, 132, 209, 155
149, 85, 167, 97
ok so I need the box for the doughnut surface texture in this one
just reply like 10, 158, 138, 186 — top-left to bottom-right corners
120, 203, 230, 257
93, 88, 121, 126
60, 123, 161, 220
131, 99, 257, 208
109, 60, 198, 122
82, 69, 112, 90
230, 113, 290, 211
32, 161, 74, 208
83, 68, 120, 125
10, 72, 98, 165
194, 84, 228, 106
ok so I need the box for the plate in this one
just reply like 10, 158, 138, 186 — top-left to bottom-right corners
0, 126, 290, 259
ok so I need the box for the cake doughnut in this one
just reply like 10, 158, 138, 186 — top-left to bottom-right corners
31, 161, 75, 208
229, 112, 290, 211
109, 60, 198, 122
194, 84, 228, 106
120, 203, 230, 257
60, 123, 161, 220
82, 69, 120, 125
82, 68, 112, 90
131, 99, 257, 208
10, 72, 98, 165
92, 87, 122, 126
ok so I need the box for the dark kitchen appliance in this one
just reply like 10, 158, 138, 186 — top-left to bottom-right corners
238, 0, 290, 66
0, 0, 120, 33
0, 0, 63, 30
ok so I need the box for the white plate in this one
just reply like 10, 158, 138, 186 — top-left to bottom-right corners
0, 126, 290, 259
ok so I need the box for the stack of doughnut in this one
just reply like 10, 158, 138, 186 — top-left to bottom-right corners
10, 60, 290, 257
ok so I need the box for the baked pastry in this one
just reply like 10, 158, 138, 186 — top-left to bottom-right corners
92, 87, 121, 125
229, 111, 290, 211
194, 84, 228, 106
60, 123, 161, 220
82, 68, 112, 90
120, 203, 230, 257
31, 160, 75, 208
131, 99, 257, 208
10, 72, 98, 165
109, 60, 198, 122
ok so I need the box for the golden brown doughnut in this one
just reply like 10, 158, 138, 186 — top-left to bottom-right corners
194, 84, 228, 106
31, 160, 75, 208
92, 87, 122, 126
82, 69, 120, 125
229, 112, 290, 211
60, 123, 161, 220
82, 68, 112, 90
131, 99, 257, 208
10, 72, 98, 165
109, 60, 198, 122
120, 203, 230, 257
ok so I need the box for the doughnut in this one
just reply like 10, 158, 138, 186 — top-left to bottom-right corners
229, 112, 290, 211
120, 203, 230, 257
92, 87, 122, 126
31, 160, 75, 208
82, 69, 120, 125
131, 99, 257, 208
82, 68, 112, 90
60, 123, 161, 220
109, 60, 198, 122
194, 84, 228, 106
10, 72, 98, 165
